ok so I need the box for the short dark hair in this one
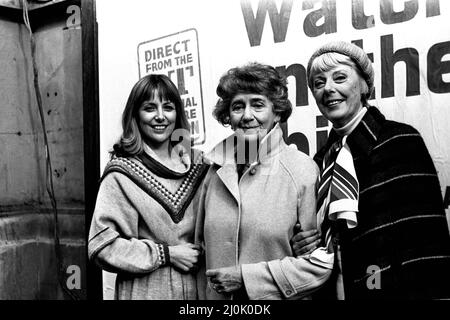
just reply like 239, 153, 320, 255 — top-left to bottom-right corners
113, 74, 190, 157
213, 62, 292, 126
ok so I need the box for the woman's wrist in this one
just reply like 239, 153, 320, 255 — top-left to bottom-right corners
157, 243, 171, 267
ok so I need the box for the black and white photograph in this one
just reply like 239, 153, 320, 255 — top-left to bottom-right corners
1, 0, 449, 312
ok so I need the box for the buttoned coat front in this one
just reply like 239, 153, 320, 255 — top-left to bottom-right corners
196, 125, 332, 300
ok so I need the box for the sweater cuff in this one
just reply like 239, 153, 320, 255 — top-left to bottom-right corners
157, 244, 170, 267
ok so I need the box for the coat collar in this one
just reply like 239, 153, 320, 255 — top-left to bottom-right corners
205, 124, 285, 203
317, 107, 386, 162
205, 124, 285, 167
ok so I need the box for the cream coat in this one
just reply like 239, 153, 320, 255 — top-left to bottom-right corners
196, 125, 332, 300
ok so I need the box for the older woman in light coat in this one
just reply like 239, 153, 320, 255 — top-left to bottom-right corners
195, 63, 332, 300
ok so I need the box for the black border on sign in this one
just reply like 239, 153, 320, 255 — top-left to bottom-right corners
136, 28, 206, 146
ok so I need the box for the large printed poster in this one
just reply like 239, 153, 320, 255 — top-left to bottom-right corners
97, 0, 450, 298
137, 29, 206, 145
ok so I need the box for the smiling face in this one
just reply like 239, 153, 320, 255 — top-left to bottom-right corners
229, 93, 280, 142
138, 93, 177, 150
310, 55, 367, 127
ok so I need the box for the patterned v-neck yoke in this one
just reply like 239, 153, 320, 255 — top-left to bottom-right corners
101, 155, 208, 223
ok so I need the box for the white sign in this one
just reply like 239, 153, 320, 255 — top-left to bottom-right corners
138, 29, 206, 145
98, 0, 450, 223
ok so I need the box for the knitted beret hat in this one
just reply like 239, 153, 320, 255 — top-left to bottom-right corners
306, 41, 374, 98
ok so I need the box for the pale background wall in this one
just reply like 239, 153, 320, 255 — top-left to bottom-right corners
0, 2, 86, 299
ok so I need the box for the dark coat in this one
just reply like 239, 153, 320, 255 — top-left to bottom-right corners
314, 107, 450, 299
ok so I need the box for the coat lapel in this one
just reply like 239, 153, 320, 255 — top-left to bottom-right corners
315, 107, 385, 164
347, 107, 384, 159
216, 164, 240, 203
205, 134, 240, 203
205, 125, 285, 204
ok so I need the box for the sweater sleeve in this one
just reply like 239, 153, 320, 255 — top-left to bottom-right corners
241, 161, 333, 300
88, 172, 168, 274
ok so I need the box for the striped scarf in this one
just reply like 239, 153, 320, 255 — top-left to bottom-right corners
317, 136, 359, 249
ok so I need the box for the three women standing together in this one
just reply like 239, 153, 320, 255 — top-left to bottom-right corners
88, 42, 450, 300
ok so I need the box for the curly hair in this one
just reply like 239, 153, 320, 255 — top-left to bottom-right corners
213, 62, 292, 126
112, 74, 190, 157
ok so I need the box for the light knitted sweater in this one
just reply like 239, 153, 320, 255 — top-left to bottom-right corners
88, 152, 206, 300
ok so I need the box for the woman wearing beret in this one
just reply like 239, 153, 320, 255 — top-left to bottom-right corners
196, 62, 332, 300
291, 41, 450, 299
